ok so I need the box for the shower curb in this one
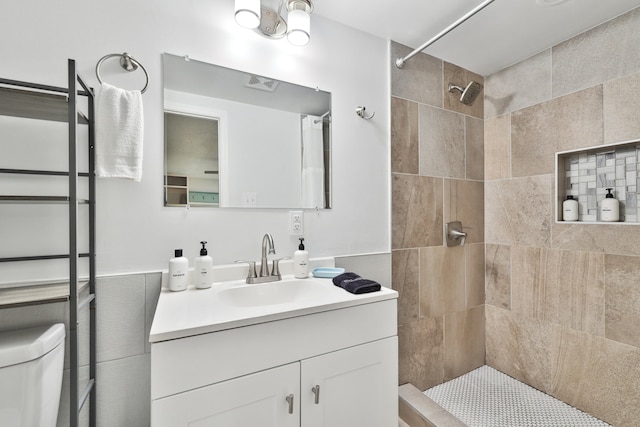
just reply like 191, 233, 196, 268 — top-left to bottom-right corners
398, 383, 466, 427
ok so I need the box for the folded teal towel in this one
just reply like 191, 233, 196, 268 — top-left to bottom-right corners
332, 272, 381, 294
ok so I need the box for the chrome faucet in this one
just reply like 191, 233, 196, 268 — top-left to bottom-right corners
260, 233, 276, 277
236, 233, 286, 284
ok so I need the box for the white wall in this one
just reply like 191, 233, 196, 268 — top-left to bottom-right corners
0, 0, 390, 278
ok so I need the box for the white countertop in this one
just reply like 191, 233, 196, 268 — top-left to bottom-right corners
150, 270, 397, 343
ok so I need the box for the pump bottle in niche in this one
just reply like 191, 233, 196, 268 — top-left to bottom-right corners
600, 188, 619, 222
168, 249, 188, 292
563, 195, 579, 221
194, 241, 213, 289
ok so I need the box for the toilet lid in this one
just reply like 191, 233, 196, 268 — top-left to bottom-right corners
0, 324, 65, 368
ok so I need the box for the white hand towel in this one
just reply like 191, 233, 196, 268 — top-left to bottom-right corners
96, 82, 144, 181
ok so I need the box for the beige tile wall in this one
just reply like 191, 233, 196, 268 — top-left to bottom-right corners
485, 6, 640, 425
391, 41, 485, 391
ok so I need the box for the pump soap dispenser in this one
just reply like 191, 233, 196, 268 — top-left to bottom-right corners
294, 238, 309, 279
600, 188, 619, 222
194, 241, 214, 289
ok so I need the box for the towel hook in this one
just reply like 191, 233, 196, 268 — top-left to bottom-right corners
355, 106, 375, 120
96, 52, 149, 94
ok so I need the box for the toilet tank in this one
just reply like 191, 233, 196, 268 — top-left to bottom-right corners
0, 323, 66, 427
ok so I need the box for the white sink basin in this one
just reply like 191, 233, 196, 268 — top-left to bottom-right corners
218, 279, 327, 307
150, 274, 398, 342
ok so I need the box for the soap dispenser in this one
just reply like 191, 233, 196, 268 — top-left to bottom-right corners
168, 249, 188, 292
194, 241, 213, 289
294, 238, 309, 279
600, 188, 619, 222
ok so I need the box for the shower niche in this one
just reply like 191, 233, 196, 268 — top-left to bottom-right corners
556, 139, 640, 223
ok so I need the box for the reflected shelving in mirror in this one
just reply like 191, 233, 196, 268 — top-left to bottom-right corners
162, 53, 332, 209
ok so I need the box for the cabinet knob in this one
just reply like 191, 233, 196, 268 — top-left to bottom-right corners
312, 385, 320, 404
285, 394, 294, 414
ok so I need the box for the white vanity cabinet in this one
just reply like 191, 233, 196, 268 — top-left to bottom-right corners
150, 293, 398, 427
301, 338, 397, 427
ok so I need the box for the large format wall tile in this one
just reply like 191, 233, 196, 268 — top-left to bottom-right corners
443, 62, 484, 119
553, 7, 640, 98
485, 244, 511, 309
392, 249, 420, 326
486, 305, 640, 426
97, 354, 151, 427
510, 246, 605, 336
96, 274, 146, 363
603, 71, 640, 144
444, 305, 485, 380
466, 117, 485, 181
419, 105, 466, 178
398, 317, 444, 390
465, 243, 486, 309
605, 254, 640, 347
550, 327, 640, 427
511, 86, 603, 177
392, 96, 419, 174
392, 174, 443, 249
552, 222, 640, 256
485, 175, 552, 247
485, 305, 557, 393
484, 49, 552, 119
419, 246, 466, 318
391, 41, 443, 107
443, 178, 484, 244
484, 114, 511, 181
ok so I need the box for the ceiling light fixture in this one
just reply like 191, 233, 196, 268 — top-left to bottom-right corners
235, 0, 261, 29
287, 0, 312, 46
234, 0, 313, 46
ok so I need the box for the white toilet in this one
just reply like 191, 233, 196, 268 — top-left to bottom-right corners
0, 323, 66, 427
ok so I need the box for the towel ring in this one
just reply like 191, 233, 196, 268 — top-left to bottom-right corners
95, 52, 149, 94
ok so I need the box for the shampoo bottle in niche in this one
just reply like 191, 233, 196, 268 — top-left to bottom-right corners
169, 249, 188, 292
563, 195, 579, 221
294, 238, 309, 279
194, 241, 213, 289
600, 188, 619, 222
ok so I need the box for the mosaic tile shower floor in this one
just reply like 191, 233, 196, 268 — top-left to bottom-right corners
424, 366, 610, 426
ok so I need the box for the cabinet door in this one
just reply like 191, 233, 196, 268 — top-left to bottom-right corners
152, 362, 300, 427
301, 337, 398, 427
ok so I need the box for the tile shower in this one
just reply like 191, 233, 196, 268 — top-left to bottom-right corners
393, 5, 640, 426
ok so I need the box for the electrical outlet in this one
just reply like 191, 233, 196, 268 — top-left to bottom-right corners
242, 192, 257, 207
289, 210, 303, 235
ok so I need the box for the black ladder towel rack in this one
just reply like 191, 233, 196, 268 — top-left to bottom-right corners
0, 59, 97, 427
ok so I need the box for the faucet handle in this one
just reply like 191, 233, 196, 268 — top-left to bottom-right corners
234, 260, 257, 279
272, 256, 291, 276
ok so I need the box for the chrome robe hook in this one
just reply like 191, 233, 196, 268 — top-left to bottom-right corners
355, 106, 375, 120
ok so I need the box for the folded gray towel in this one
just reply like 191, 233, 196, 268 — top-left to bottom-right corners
332, 272, 381, 294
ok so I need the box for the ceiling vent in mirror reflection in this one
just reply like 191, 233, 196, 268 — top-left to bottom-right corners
245, 75, 279, 92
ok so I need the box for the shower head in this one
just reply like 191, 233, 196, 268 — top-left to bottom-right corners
448, 81, 483, 106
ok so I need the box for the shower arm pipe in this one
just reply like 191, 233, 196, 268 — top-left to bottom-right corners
395, 0, 496, 69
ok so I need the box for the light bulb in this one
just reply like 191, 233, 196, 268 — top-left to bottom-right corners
287, 9, 310, 45
235, 0, 261, 29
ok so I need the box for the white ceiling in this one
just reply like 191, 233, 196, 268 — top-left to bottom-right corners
312, 0, 640, 76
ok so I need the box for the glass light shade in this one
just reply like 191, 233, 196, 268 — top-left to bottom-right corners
287, 9, 310, 45
235, 0, 261, 29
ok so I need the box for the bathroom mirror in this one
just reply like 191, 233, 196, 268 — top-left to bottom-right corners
162, 53, 332, 209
